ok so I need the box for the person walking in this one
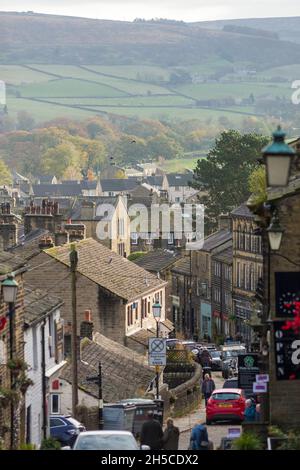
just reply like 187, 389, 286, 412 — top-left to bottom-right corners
201, 373, 215, 405
244, 399, 256, 422
189, 422, 210, 450
140, 411, 163, 450
162, 418, 179, 450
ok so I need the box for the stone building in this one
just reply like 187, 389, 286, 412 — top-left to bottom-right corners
231, 204, 263, 348
211, 245, 234, 339
0, 251, 27, 449
23, 238, 167, 353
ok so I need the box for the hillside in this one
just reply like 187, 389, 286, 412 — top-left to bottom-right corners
1, 13, 300, 129
1, 12, 300, 67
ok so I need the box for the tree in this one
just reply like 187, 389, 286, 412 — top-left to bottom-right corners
146, 134, 183, 160
41, 142, 82, 177
0, 159, 12, 185
192, 130, 268, 233
16, 111, 35, 131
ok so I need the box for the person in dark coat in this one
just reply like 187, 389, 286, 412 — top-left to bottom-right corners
162, 418, 179, 450
201, 373, 216, 405
140, 411, 163, 450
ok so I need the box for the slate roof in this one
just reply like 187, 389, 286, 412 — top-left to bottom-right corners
231, 203, 254, 219
144, 176, 164, 186
24, 288, 63, 326
171, 256, 191, 276
45, 238, 166, 301
127, 328, 156, 347
189, 229, 232, 252
212, 245, 233, 264
0, 250, 27, 275
81, 181, 98, 190
166, 173, 194, 187
100, 179, 139, 192
32, 184, 82, 198
134, 249, 182, 273
11, 228, 50, 261
60, 335, 154, 402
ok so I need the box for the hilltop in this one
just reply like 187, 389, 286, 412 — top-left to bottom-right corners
1, 12, 300, 67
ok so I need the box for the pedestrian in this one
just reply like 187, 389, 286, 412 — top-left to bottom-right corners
189, 422, 210, 450
255, 403, 261, 421
200, 348, 212, 368
201, 373, 215, 405
244, 399, 256, 422
140, 411, 163, 450
162, 418, 179, 450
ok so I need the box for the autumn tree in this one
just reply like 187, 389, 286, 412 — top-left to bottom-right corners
0, 159, 12, 185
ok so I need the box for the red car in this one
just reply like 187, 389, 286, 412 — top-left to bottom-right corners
206, 388, 246, 425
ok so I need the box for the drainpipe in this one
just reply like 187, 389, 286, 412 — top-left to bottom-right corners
41, 319, 47, 440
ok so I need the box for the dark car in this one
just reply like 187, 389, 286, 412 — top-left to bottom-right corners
50, 415, 86, 446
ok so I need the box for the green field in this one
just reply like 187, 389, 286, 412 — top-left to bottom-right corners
1, 63, 296, 124
160, 155, 205, 172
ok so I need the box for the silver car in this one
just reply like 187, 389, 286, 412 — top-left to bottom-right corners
63, 430, 149, 450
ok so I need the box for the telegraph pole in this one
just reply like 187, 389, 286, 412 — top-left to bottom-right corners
70, 243, 79, 417
98, 362, 104, 430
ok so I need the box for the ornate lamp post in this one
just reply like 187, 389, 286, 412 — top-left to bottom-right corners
1, 273, 19, 450
152, 301, 162, 400
262, 126, 295, 187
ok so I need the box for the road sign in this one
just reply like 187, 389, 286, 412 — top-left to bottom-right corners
227, 428, 241, 439
149, 338, 166, 366
256, 374, 269, 383
253, 382, 267, 393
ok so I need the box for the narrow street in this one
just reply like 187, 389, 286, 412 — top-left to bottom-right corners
173, 372, 241, 450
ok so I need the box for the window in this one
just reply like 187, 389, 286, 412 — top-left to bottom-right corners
145, 233, 153, 245
50, 394, 60, 415
174, 186, 180, 191
237, 262, 241, 287
168, 232, 174, 245
225, 291, 231, 307
131, 232, 138, 245
50, 417, 65, 427
135, 303, 139, 320
224, 265, 231, 281
213, 287, 221, 303
214, 262, 221, 277
175, 197, 180, 203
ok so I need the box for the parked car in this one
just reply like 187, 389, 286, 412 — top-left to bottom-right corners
50, 415, 86, 446
63, 430, 149, 450
210, 350, 222, 370
206, 388, 246, 425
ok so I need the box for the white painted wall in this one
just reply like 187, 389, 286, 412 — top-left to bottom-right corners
24, 308, 64, 447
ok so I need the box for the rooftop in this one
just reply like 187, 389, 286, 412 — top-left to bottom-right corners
231, 203, 254, 219
100, 178, 139, 192
212, 245, 233, 264
171, 256, 191, 276
0, 250, 26, 275
134, 249, 181, 273
24, 288, 63, 326
189, 229, 232, 252
60, 335, 154, 402
45, 238, 166, 301
166, 173, 194, 187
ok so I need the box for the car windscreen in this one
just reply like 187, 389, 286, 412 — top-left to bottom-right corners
210, 351, 221, 358
74, 434, 138, 450
212, 392, 240, 401
223, 380, 238, 388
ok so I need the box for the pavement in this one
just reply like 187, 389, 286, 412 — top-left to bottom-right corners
173, 372, 241, 450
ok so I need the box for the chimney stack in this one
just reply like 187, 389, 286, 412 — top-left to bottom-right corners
80, 310, 93, 340
55, 230, 69, 247
38, 236, 55, 249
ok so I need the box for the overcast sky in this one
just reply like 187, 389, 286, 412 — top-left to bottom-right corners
0, 0, 299, 22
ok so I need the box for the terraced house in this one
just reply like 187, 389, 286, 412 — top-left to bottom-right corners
23, 238, 167, 354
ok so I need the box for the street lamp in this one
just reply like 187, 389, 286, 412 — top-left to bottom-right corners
2, 274, 19, 305
152, 301, 162, 400
262, 126, 295, 187
1, 273, 19, 450
266, 211, 284, 251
